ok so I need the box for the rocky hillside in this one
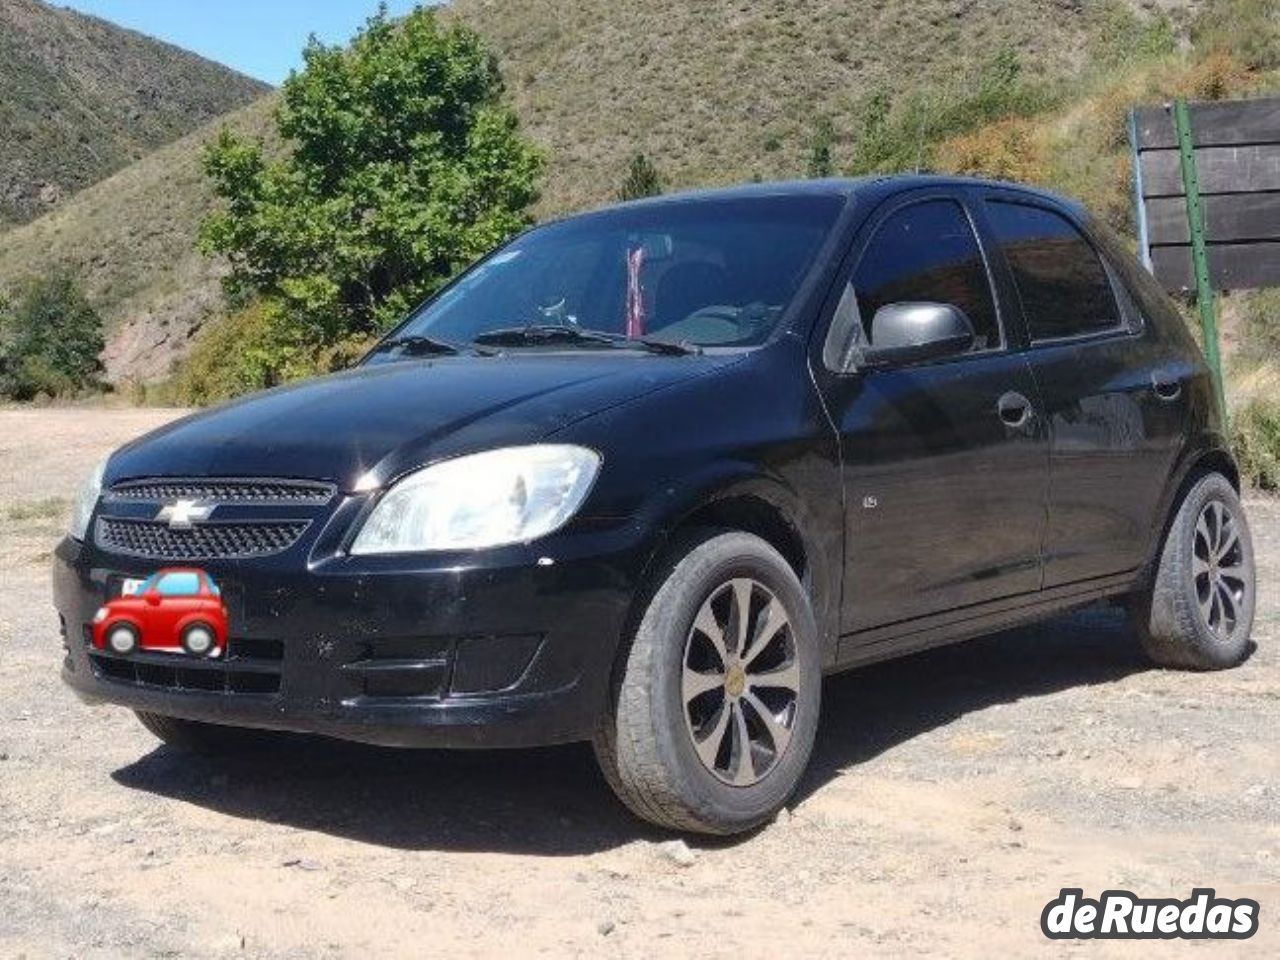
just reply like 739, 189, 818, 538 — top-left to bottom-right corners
0, 0, 268, 226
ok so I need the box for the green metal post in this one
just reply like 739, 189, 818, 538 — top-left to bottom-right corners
1172, 99, 1227, 421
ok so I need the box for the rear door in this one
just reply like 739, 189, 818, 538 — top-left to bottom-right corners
815, 189, 1050, 638
978, 192, 1188, 587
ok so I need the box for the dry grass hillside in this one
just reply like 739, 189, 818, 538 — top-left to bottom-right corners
449, 0, 1120, 215
0, 0, 268, 227
0, 97, 278, 382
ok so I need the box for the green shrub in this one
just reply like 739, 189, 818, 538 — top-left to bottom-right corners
1088, 1, 1178, 71
168, 300, 372, 406
847, 49, 1062, 177
1232, 397, 1280, 490
0, 273, 104, 400
1237, 288, 1280, 364
1230, 363, 1280, 491
1192, 0, 1280, 70
618, 153, 663, 200
806, 117, 835, 178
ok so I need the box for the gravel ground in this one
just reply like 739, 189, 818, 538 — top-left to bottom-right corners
1, 408, 1276, 958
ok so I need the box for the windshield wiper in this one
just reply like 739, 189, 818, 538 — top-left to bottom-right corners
371, 334, 462, 357
472, 325, 701, 356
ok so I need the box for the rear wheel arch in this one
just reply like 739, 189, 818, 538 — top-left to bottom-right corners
1134, 441, 1239, 598
1189, 448, 1239, 492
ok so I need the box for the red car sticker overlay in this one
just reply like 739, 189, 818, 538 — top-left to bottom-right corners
91, 568, 229, 658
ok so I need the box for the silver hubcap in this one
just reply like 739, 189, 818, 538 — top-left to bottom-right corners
1194, 500, 1250, 642
186, 626, 213, 654
108, 626, 136, 653
681, 578, 800, 787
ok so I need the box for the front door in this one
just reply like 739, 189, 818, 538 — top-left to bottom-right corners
815, 192, 1050, 640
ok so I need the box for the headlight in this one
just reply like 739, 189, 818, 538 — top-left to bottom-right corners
93, 607, 108, 623
349, 445, 602, 554
69, 457, 107, 541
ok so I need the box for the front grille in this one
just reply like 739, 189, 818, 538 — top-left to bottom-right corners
106, 478, 334, 505
96, 517, 310, 560
89, 636, 285, 696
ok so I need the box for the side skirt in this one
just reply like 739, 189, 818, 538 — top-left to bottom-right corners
832, 570, 1136, 671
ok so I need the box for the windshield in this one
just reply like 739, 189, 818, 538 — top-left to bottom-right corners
382, 194, 844, 352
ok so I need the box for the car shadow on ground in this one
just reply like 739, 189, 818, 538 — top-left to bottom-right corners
112, 605, 1162, 856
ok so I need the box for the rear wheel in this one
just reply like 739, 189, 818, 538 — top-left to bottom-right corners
180, 622, 216, 657
593, 530, 821, 835
134, 711, 273, 755
1131, 472, 1256, 670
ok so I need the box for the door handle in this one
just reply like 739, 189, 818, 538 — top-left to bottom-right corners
997, 391, 1033, 429
1152, 373, 1182, 402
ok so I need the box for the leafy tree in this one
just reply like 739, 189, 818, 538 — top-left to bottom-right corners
618, 153, 663, 201
0, 274, 104, 400
806, 117, 835, 178
198, 5, 543, 342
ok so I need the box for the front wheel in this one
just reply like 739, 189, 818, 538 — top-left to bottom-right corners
593, 530, 822, 835
1131, 472, 1257, 670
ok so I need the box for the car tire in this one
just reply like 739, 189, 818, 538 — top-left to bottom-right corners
134, 711, 272, 755
1130, 471, 1256, 670
180, 622, 217, 656
104, 622, 139, 655
593, 530, 821, 835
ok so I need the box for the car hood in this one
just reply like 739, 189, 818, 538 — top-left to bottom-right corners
107, 352, 738, 490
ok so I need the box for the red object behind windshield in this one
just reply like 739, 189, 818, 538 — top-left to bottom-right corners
625, 246, 646, 338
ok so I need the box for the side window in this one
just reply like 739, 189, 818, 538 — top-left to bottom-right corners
853, 199, 1000, 352
156, 572, 201, 597
985, 201, 1120, 341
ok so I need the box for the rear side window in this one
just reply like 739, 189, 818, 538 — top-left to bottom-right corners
853, 199, 999, 351
985, 201, 1120, 341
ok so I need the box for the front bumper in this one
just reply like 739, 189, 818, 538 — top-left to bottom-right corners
52, 529, 643, 749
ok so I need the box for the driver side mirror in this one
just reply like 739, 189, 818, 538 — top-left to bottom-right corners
145, 592, 161, 607
859, 302, 975, 369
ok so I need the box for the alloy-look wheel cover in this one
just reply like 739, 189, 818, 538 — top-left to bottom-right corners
681, 577, 800, 787
1193, 499, 1253, 644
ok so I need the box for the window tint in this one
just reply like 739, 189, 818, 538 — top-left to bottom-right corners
156, 572, 201, 597
985, 201, 1120, 341
853, 199, 999, 351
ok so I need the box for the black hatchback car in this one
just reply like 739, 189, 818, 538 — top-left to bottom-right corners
54, 176, 1257, 834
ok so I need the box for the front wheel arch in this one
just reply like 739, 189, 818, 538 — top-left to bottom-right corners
628, 478, 839, 669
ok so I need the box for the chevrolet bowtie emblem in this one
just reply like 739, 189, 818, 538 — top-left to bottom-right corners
155, 499, 215, 530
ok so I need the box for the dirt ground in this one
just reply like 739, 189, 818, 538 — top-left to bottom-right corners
1, 407, 1276, 959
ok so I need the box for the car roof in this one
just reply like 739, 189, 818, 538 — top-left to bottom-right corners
564, 174, 1083, 220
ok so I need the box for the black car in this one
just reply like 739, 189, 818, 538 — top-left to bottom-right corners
53, 176, 1257, 835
